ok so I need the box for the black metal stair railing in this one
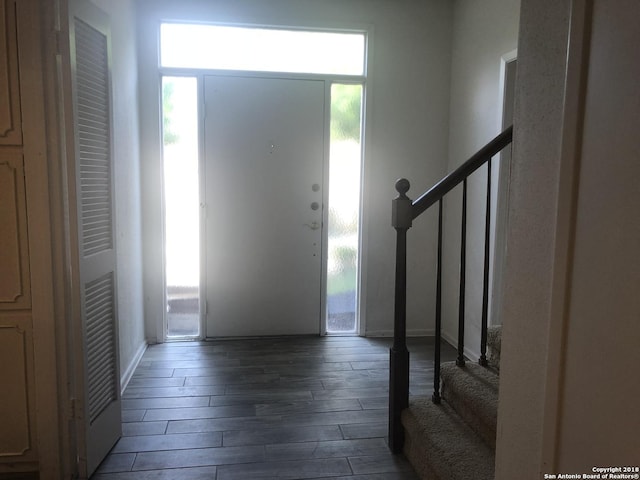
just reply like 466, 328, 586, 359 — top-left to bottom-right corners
388, 126, 513, 453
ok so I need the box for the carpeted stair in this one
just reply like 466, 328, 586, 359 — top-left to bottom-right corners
402, 326, 502, 480
487, 325, 501, 372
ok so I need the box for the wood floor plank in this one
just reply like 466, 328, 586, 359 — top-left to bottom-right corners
92, 466, 218, 480
121, 409, 145, 423
94, 453, 136, 474
357, 397, 388, 410
123, 385, 225, 398
184, 372, 280, 386
112, 432, 223, 453
311, 387, 389, 401
321, 378, 388, 390
339, 422, 388, 440
142, 404, 255, 422
278, 409, 387, 427
131, 368, 175, 378
91, 336, 451, 479
224, 379, 324, 395
126, 377, 186, 388
208, 391, 314, 407
121, 421, 168, 436
165, 415, 283, 435
265, 438, 389, 461
122, 396, 210, 410
132, 445, 265, 470
222, 424, 343, 447
215, 457, 353, 480
254, 398, 362, 416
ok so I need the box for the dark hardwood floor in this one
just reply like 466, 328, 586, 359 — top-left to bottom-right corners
92, 336, 456, 479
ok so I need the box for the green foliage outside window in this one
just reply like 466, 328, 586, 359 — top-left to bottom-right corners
162, 81, 179, 145
330, 84, 362, 142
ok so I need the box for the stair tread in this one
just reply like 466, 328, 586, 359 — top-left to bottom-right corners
402, 397, 495, 480
441, 362, 499, 449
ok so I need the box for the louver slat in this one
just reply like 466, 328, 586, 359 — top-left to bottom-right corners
75, 18, 112, 257
84, 272, 117, 424
76, 17, 118, 426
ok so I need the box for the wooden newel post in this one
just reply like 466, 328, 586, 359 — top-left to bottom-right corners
389, 178, 412, 454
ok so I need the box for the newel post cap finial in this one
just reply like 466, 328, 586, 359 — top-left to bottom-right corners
395, 178, 410, 197
392, 178, 413, 229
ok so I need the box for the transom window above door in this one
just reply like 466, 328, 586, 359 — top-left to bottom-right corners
160, 23, 366, 75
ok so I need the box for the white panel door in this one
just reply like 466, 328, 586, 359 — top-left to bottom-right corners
69, 1, 121, 476
204, 76, 325, 337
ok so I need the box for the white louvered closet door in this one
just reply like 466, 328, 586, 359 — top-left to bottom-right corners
69, 1, 121, 475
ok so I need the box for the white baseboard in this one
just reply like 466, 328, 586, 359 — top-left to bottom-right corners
120, 340, 147, 394
365, 328, 435, 337
441, 331, 480, 362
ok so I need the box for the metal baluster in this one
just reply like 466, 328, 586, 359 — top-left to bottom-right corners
433, 199, 443, 404
480, 159, 492, 366
457, 179, 467, 367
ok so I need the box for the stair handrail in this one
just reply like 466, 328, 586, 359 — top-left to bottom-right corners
388, 125, 513, 453
412, 125, 513, 218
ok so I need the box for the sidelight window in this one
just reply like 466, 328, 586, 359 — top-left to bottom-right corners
162, 76, 200, 338
326, 83, 363, 333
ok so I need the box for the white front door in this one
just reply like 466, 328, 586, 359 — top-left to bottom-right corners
204, 76, 325, 337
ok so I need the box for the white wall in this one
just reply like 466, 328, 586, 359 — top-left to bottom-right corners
90, 0, 147, 383
135, 0, 454, 340
549, 0, 640, 470
441, 0, 520, 357
495, 0, 572, 476
496, 0, 640, 476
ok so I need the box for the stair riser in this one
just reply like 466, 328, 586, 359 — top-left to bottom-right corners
402, 400, 495, 480
440, 363, 499, 450
404, 434, 442, 480
442, 383, 497, 449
